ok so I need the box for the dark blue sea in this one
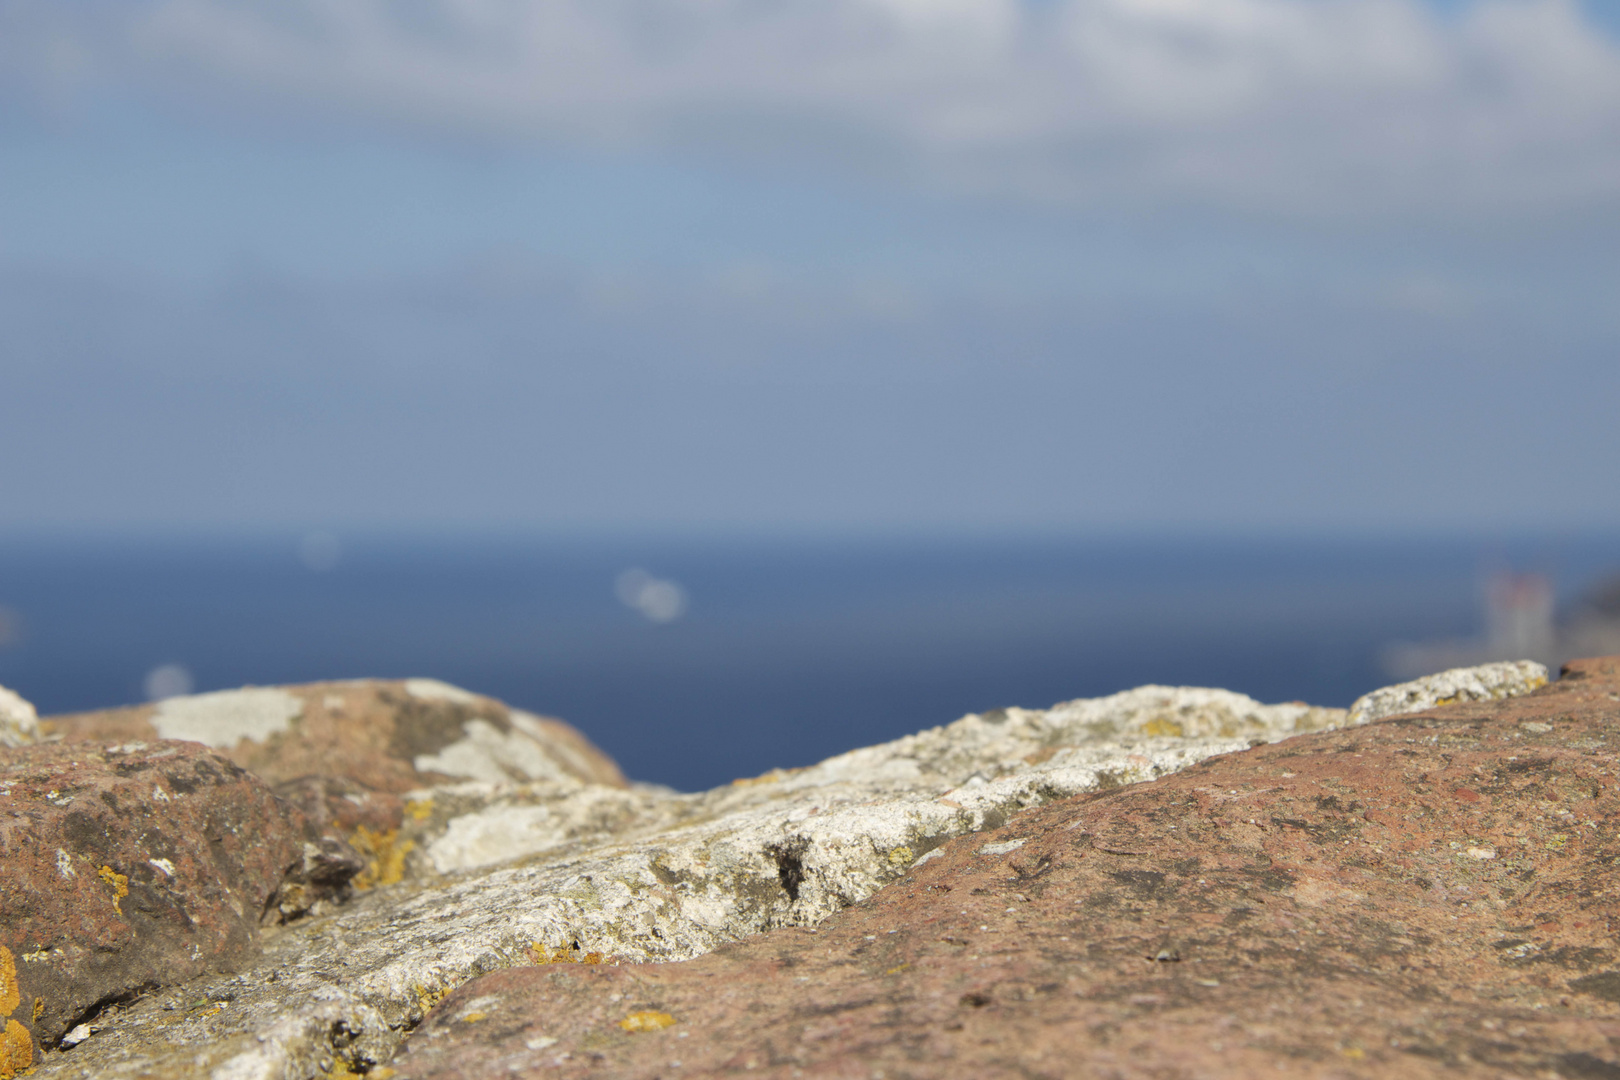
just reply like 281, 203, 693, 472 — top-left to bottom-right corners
1, 533, 1615, 791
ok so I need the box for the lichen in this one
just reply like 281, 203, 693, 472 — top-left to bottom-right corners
531, 943, 604, 965
98, 865, 129, 914
617, 1011, 675, 1032
0, 946, 17, 1016
350, 827, 414, 890
411, 983, 448, 1016
0, 1019, 32, 1079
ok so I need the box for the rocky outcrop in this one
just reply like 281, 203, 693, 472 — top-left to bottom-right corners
0, 740, 308, 1055
396, 655, 1620, 1079
46, 679, 629, 874
1348, 659, 1549, 725
0, 686, 38, 749
15, 664, 1557, 1078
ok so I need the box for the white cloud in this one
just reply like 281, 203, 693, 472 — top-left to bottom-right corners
7, 0, 1620, 216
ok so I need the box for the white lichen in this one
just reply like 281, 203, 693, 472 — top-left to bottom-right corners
151, 688, 304, 749
1347, 660, 1548, 726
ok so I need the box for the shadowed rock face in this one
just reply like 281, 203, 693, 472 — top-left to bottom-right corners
395, 656, 1620, 1080
0, 741, 305, 1051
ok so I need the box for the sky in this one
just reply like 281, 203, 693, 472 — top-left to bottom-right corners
2, 0, 1618, 536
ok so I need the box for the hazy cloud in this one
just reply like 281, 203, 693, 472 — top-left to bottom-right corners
5, 0, 1620, 218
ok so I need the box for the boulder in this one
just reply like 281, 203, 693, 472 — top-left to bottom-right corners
395, 655, 1620, 1079
1348, 658, 1548, 725
0, 740, 307, 1055
22, 664, 1554, 1078
0, 685, 39, 749
45, 679, 629, 883
22, 682, 1356, 1077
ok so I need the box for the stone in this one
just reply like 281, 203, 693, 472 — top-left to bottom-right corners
0, 686, 39, 749
395, 655, 1620, 1080
0, 740, 308, 1056
25, 683, 1349, 1078
44, 679, 628, 846
1347, 658, 1548, 725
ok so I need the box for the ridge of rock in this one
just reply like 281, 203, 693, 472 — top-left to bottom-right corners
19, 663, 1551, 1078
398, 655, 1620, 1079
1347, 659, 1548, 725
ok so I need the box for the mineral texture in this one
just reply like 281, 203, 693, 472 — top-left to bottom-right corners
1348, 658, 1549, 725
0, 740, 307, 1054
45, 678, 628, 843
0, 685, 38, 749
396, 655, 1620, 1079
22, 661, 1560, 1078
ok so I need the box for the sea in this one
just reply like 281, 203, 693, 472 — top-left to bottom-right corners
1, 532, 1615, 792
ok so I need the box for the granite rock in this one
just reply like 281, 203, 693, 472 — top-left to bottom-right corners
26, 683, 1353, 1078
1348, 658, 1548, 725
0, 686, 39, 749
0, 740, 307, 1055
45, 679, 628, 847
396, 655, 1620, 1080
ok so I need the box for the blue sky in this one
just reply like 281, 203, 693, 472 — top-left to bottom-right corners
2, 0, 1618, 534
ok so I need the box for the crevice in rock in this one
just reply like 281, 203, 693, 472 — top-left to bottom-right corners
768, 843, 807, 902
54, 982, 160, 1049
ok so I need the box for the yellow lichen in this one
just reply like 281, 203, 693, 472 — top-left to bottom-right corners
887, 846, 914, 867
531, 943, 604, 965
350, 827, 414, 890
730, 767, 804, 787
405, 798, 434, 822
412, 983, 448, 1015
98, 866, 129, 914
0, 946, 18, 1016
460, 1011, 487, 1023
0, 1019, 32, 1080
1140, 718, 1184, 738
617, 1011, 675, 1032
28, 1001, 40, 1025
326, 1059, 394, 1080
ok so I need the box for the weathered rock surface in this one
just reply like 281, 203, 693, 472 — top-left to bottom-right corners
24, 664, 1556, 1078
1348, 659, 1550, 725
397, 655, 1620, 1079
0, 741, 307, 1055
46, 679, 628, 854
27, 683, 1358, 1078
0, 685, 39, 749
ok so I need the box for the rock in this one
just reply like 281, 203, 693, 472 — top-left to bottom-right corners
0, 686, 39, 749
396, 655, 1620, 1080
44, 679, 629, 855
1347, 658, 1548, 725
25, 683, 1349, 1078
0, 740, 308, 1054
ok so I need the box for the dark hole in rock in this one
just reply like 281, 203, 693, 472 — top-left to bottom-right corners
770, 845, 806, 902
